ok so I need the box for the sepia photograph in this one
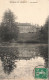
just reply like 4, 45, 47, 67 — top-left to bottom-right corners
0, 0, 49, 80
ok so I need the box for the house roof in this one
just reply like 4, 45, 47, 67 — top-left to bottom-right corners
16, 22, 32, 26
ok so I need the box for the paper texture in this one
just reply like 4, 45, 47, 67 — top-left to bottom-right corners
0, 0, 48, 80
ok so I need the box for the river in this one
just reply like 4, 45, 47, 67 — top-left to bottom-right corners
0, 43, 48, 80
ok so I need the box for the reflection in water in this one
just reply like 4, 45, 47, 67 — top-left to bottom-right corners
0, 47, 19, 74
1, 56, 16, 74
0, 44, 48, 79
39, 45, 48, 67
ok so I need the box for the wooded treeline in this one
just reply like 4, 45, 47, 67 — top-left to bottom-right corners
0, 10, 48, 43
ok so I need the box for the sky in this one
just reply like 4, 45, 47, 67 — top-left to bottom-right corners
0, 0, 49, 26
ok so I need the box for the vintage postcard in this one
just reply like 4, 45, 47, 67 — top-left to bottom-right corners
0, 0, 49, 80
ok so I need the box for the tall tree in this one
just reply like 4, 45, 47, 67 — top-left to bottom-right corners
39, 16, 49, 43
0, 10, 19, 42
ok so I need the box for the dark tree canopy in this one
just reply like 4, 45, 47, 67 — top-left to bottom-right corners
0, 10, 19, 42
39, 16, 48, 43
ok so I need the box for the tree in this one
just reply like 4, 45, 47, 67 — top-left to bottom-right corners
39, 16, 48, 43
0, 10, 19, 42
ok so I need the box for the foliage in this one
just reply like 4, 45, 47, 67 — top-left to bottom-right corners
0, 10, 19, 42
39, 17, 48, 43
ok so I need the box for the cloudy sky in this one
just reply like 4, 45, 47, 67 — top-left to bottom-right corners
0, 0, 49, 26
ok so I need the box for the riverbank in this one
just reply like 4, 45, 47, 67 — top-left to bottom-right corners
0, 42, 48, 47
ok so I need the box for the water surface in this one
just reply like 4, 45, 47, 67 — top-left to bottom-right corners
0, 43, 48, 80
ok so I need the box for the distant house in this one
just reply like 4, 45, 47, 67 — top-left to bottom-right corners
17, 23, 37, 33
16, 22, 41, 42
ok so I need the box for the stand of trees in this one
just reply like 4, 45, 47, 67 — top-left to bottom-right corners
39, 17, 48, 43
0, 10, 19, 42
0, 10, 48, 43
